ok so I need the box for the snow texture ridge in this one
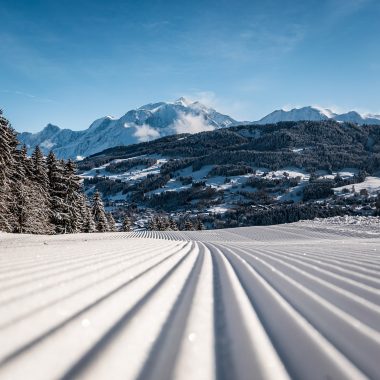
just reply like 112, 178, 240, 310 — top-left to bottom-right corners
1, 220, 380, 380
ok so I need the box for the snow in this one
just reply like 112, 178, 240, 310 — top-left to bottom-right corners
1, 220, 380, 379
267, 168, 307, 179
19, 99, 240, 159
257, 106, 330, 124
256, 106, 380, 125
175, 165, 214, 180
207, 205, 230, 213
19, 101, 380, 160
39, 139, 56, 149
334, 176, 380, 194
81, 155, 165, 182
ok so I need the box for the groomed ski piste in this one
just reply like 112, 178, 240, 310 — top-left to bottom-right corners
1, 218, 380, 380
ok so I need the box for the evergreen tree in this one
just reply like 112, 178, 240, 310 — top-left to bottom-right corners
47, 152, 70, 233
106, 212, 117, 232
64, 160, 83, 233
0, 111, 17, 232
195, 218, 205, 230
12, 146, 53, 234
122, 216, 132, 231
156, 216, 169, 231
92, 191, 109, 232
168, 217, 178, 231
184, 219, 194, 231
0, 111, 104, 235
83, 204, 96, 233
31, 146, 49, 194
148, 217, 158, 230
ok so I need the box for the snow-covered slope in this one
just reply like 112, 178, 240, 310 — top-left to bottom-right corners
18, 98, 239, 159
18, 101, 380, 159
256, 106, 335, 124
334, 111, 380, 125
257, 106, 380, 125
1, 221, 380, 380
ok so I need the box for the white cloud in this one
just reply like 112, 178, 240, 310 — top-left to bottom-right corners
187, 91, 218, 109
133, 124, 160, 142
180, 90, 249, 120
172, 113, 215, 134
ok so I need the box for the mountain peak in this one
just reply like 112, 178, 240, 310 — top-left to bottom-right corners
42, 124, 61, 133
257, 106, 380, 125
19, 98, 239, 159
174, 97, 192, 107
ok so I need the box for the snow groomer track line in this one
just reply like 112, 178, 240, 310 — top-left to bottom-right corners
1, 220, 380, 380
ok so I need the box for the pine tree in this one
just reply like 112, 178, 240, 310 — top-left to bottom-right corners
31, 146, 49, 193
195, 218, 205, 230
92, 191, 109, 232
156, 216, 169, 231
122, 215, 132, 231
148, 217, 158, 230
64, 160, 83, 233
83, 204, 96, 233
106, 212, 117, 232
76, 193, 91, 232
19, 145, 33, 177
0, 111, 17, 232
168, 218, 178, 231
47, 152, 70, 233
9, 146, 53, 234
0, 110, 102, 235
184, 219, 194, 231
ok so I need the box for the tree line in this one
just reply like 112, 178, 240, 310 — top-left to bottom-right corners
0, 111, 115, 234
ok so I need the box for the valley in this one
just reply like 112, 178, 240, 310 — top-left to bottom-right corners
77, 120, 380, 229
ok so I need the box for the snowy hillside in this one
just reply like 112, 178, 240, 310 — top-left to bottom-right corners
18, 98, 239, 159
1, 220, 380, 380
256, 106, 380, 125
77, 121, 380, 227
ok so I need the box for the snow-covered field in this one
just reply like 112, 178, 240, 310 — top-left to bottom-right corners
1, 221, 380, 379
334, 176, 380, 194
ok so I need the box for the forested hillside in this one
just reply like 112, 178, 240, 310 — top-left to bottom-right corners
79, 120, 380, 173
78, 120, 380, 229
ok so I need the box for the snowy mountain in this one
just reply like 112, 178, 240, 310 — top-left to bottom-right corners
256, 106, 380, 125
18, 98, 239, 159
19, 101, 380, 160
256, 106, 334, 124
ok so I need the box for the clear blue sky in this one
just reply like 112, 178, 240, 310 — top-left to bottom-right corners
1, 0, 379, 132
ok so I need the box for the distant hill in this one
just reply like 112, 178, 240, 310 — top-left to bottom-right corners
78, 120, 380, 226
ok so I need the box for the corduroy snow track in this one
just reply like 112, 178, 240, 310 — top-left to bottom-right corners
1, 221, 380, 380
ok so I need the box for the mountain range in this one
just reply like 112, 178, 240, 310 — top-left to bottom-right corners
256, 106, 380, 125
18, 99, 380, 159
18, 98, 238, 159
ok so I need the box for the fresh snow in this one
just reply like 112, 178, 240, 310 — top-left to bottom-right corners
18, 98, 240, 159
334, 176, 380, 194
1, 220, 380, 379
18, 101, 380, 161
256, 106, 380, 125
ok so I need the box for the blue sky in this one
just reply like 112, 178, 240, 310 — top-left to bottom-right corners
1, 0, 379, 132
